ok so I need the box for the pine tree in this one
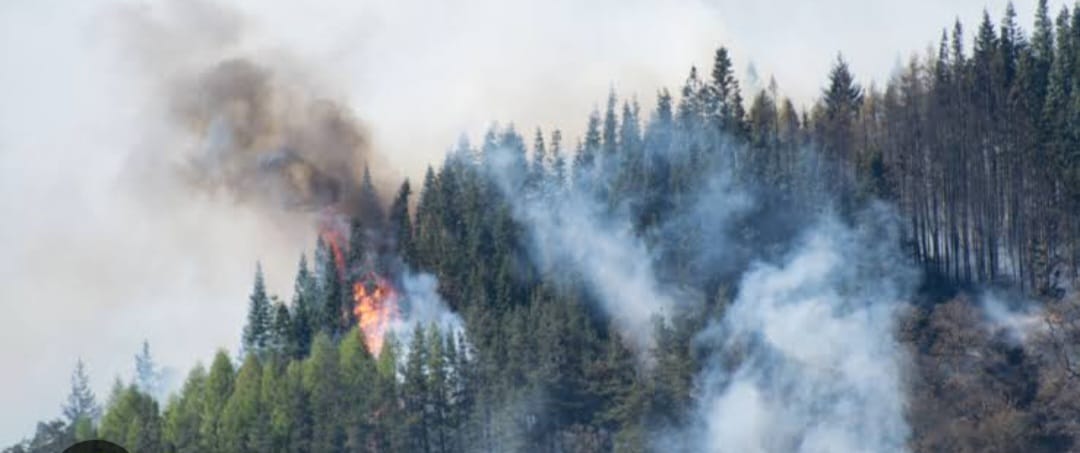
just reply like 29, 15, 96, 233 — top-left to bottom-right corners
134, 340, 159, 397
390, 179, 415, 266
304, 333, 344, 453
590, 331, 645, 452
748, 89, 779, 183
1032, 0, 1054, 108
316, 239, 347, 337
62, 359, 100, 442
529, 128, 548, 191
821, 54, 863, 209
426, 325, 451, 453
415, 166, 442, 273
63, 360, 99, 424
602, 90, 619, 161
578, 111, 602, 179
710, 46, 747, 136
282, 361, 312, 453
1045, 5, 1072, 228
403, 325, 431, 453
163, 365, 206, 453
199, 350, 234, 453
373, 334, 405, 452
243, 263, 273, 356
269, 298, 291, 357
358, 165, 385, 230
289, 254, 317, 358
338, 327, 377, 453
550, 129, 567, 189
221, 355, 267, 453
100, 384, 163, 453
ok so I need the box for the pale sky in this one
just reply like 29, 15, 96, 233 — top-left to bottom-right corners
0, 0, 1061, 445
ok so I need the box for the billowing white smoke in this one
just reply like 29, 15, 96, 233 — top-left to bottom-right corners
481, 146, 696, 353
481, 133, 917, 450
682, 206, 917, 453
513, 188, 674, 351
393, 269, 465, 339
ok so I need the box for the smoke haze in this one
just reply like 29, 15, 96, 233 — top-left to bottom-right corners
0, 0, 1068, 446
682, 208, 917, 453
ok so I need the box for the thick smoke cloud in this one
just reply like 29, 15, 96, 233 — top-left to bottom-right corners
485, 168, 680, 352
680, 207, 918, 453
118, 0, 393, 215
481, 124, 917, 451
182, 59, 366, 210
393, 270, 466, 344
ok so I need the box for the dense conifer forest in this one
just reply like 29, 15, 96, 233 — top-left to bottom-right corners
15, 1, 1080, 451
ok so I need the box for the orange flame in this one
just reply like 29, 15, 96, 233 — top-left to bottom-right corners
352, 275, 399, 356
319, 228, 347, 278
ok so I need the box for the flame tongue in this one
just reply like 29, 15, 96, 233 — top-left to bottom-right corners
317, 213, 347, 279
352, 274, 399, 355
318, 210, 399, 356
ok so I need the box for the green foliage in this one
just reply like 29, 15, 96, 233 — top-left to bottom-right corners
100, 384, 163, 453
199, 350, 234, 452
24, 8, 1080, 452
243, 264, 273, 356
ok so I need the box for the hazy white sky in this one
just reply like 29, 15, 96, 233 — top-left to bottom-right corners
0, 0, 1061, 445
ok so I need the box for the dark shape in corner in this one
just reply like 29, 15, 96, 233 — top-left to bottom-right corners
63, 440, 129, 453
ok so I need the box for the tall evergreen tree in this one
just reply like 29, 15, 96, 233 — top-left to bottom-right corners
709, 46, 747, 136
99, 384, 163, 453
403, 325, 431, 453
821, 54, 864, 209
269, 297, 292, 357
199, 350, 235, 453
134, 340, 159, 397
304, 333, 345, 453
221, 355, 268, 453
390, 179, 415, 266
243, 263, 273, 355
163, 365, 206, 453
62, 359, 99, 441
602, 90, 620, 161
290, 254, 317, 358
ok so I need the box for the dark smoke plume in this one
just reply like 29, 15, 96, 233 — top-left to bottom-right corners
175, 58, 376, 212
118, 0, 392, 217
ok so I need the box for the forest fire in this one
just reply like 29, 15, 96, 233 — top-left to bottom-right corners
353, 275, 399, 356
318, 209, 400, 356
318, 224, 347, 278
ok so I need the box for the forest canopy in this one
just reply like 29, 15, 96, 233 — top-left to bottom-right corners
12, 1, 1080, 452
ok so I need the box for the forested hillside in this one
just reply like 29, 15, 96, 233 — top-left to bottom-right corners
13, 1, 1080, 452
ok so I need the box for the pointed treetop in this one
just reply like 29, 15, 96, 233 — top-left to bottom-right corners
63, 359, 100, 424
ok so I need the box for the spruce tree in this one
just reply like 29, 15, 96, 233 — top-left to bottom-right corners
163, 365, 206, 453
338, 327, 377, 453
402, 325, 431, 453
290, 254, 317, 358
269, 298, 292, 357
221, 355, 267, 453
390, 179, 415, 266
602, 90, 619, 160
199, 350, 234, 452
242, 263, 273, 355
304, 333, 344, 453
63, 359, 99, 426
426, 325, 450, 453
100, 385, 162, 453
134, 340, 159, 397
